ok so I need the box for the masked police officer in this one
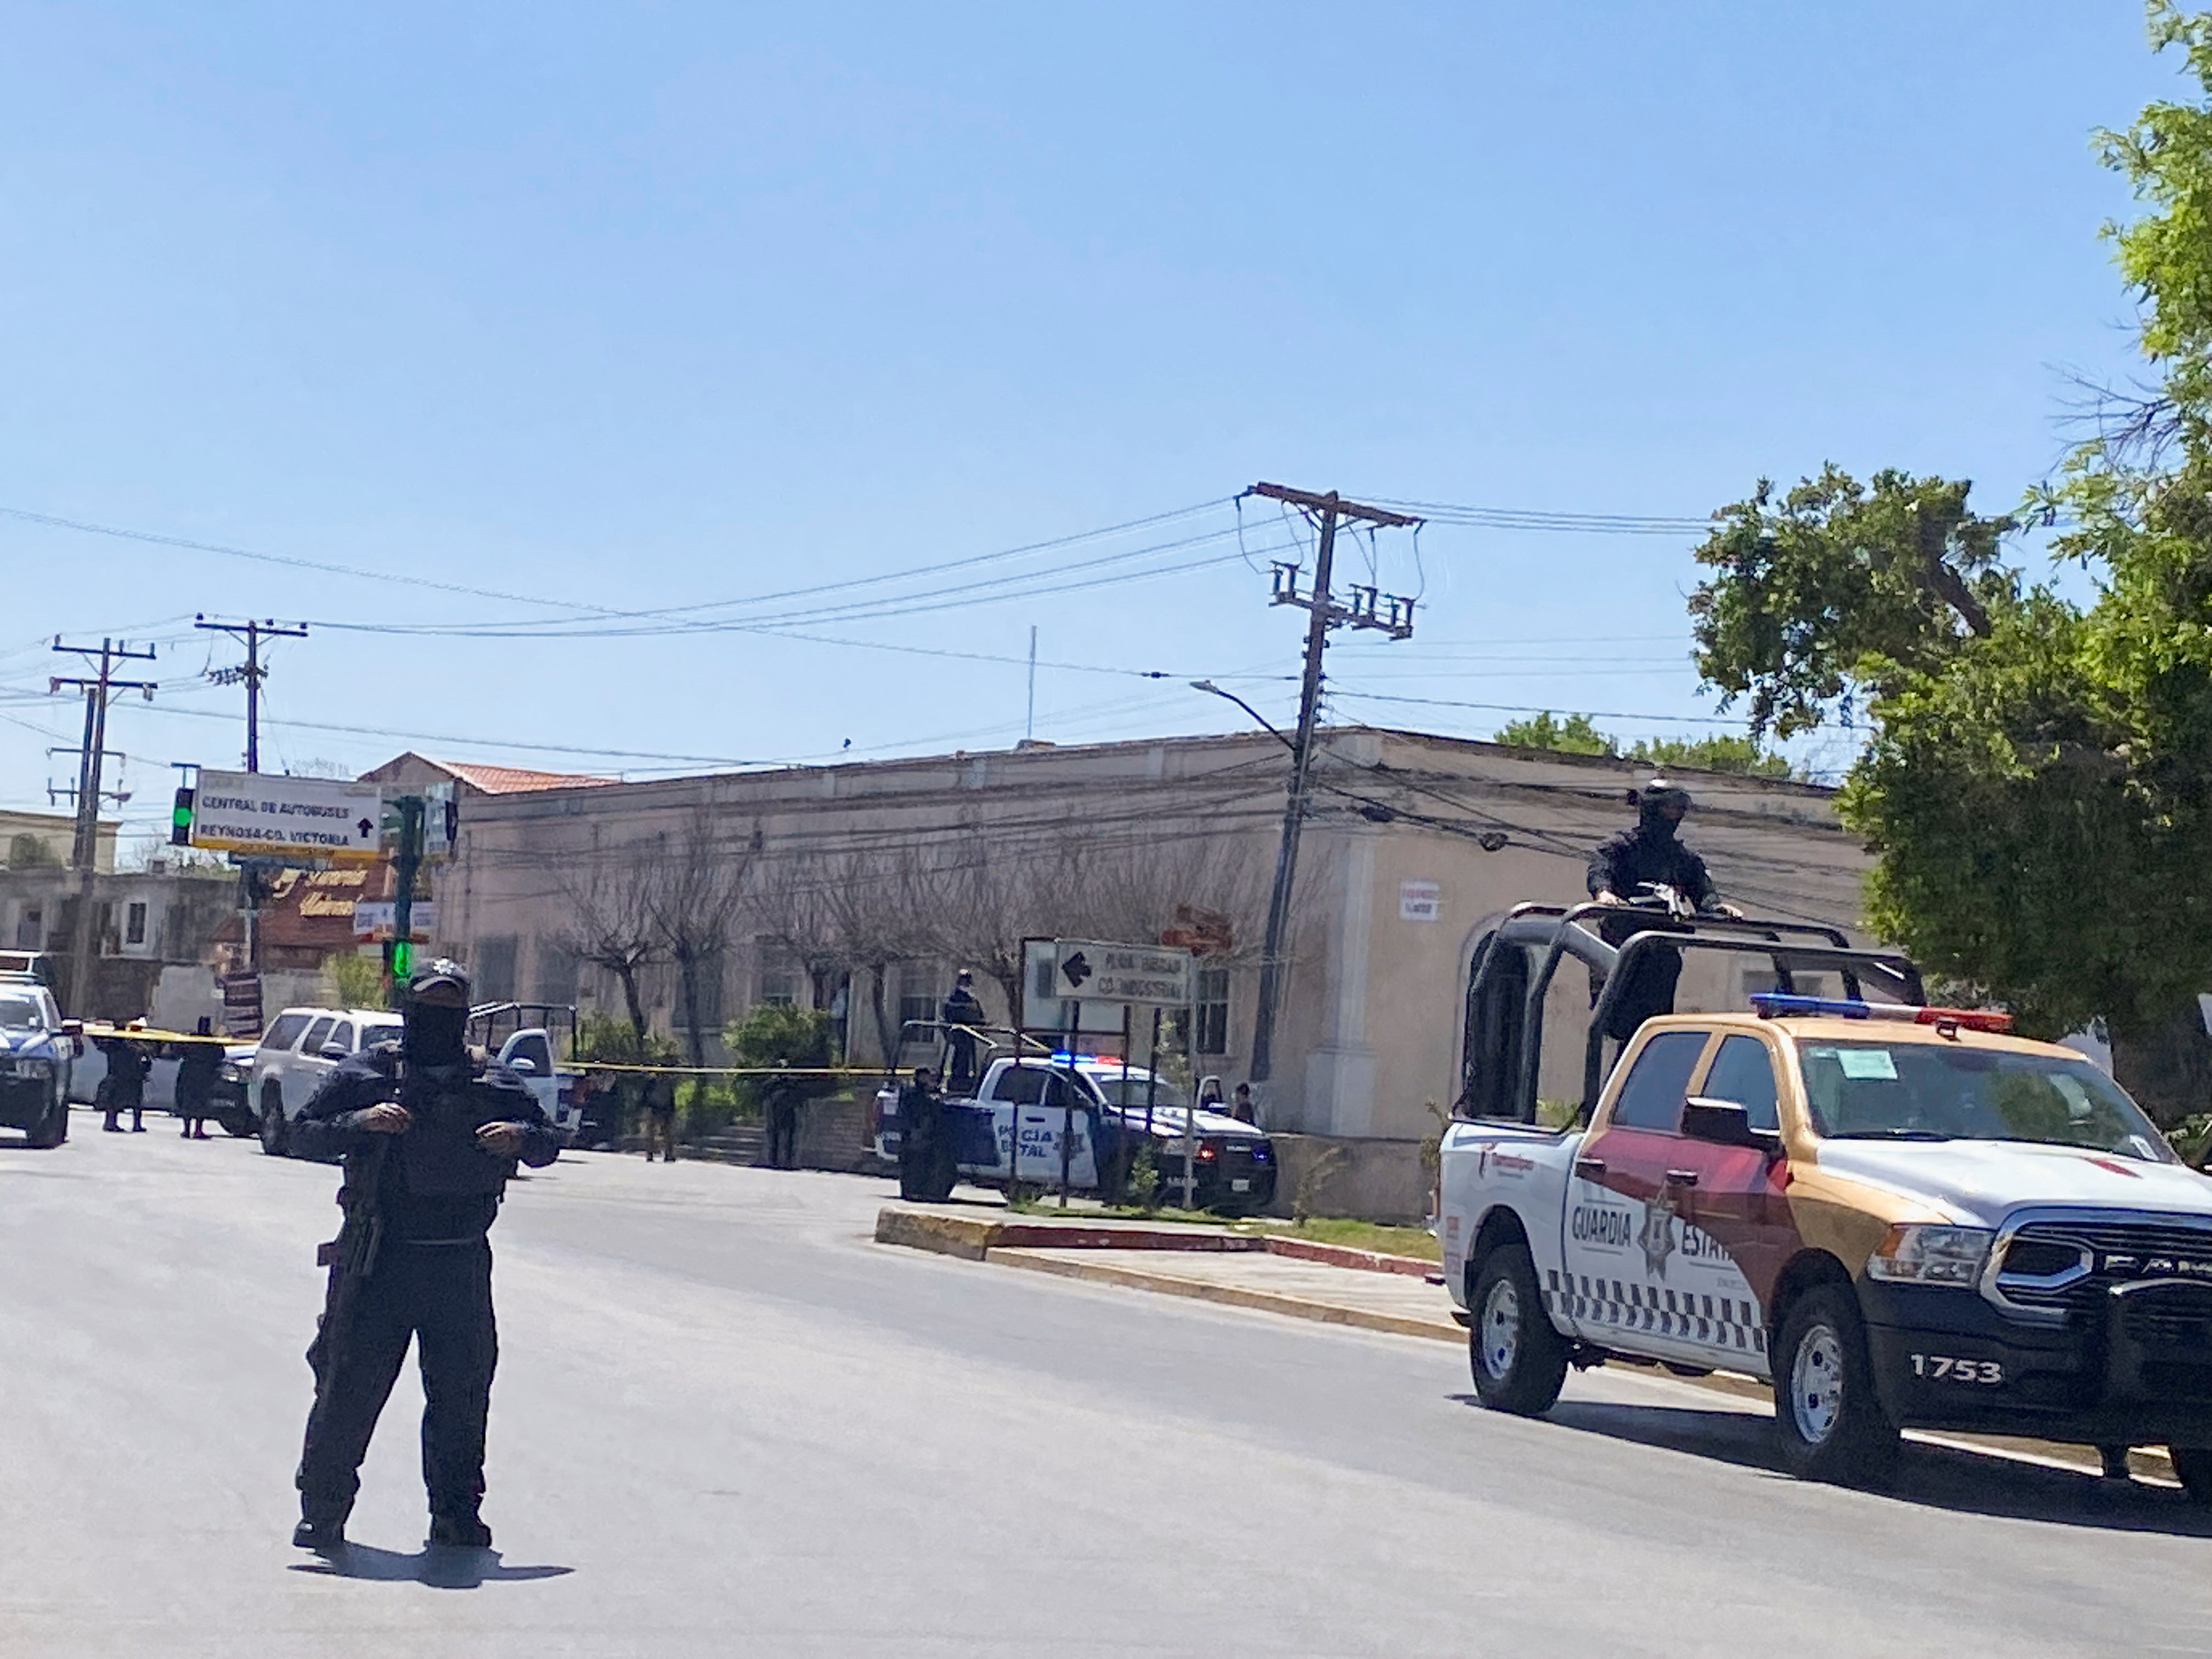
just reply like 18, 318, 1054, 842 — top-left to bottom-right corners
290, 958, 558, 1554
1587, 778, 1739, 1039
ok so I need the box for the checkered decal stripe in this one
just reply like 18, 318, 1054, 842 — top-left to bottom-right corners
1545, 1268, 1765, 1356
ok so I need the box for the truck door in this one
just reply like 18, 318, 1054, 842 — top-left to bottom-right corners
1562, 1028, 1752, 1367
1663, 1033, 1793, 1374
496, 1029, 561, 1120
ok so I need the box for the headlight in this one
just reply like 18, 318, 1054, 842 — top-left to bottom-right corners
1867, 1224, 1994, 1285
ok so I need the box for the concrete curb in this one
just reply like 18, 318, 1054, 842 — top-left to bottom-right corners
1261, 1236, 1437, 1278
872, 1206, 1274, 1259
981, 1249, 1465, 1344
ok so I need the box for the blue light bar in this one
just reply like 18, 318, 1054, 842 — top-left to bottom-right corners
1751, 994, 1872, 1020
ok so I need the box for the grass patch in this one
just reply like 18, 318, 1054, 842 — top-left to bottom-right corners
1249, 1217, 1441, 1262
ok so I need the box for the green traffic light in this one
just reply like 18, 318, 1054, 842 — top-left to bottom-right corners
391, 940, 413, 981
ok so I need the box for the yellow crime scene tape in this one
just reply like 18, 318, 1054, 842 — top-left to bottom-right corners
76, 1023, 230, 1047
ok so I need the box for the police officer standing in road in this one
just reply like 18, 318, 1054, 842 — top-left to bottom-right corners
1587, 778, 1739, 1039
897, 1065, 944, 1202
290, 959, 558, 1554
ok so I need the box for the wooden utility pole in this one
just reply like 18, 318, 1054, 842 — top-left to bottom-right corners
195, 616, 308, 772
1242, 483, 1420, 1087
49, 638, 157, 1015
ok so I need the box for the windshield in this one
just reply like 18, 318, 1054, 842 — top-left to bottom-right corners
1799, 1040, 2174, 1161
1092, 1075, 1189, 1109
0, 992, 50, 1031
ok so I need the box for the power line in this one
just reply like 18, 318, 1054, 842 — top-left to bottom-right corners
1329, 690, 1745, 726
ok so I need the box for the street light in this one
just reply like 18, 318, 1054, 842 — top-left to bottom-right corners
1189, 680, 1295, 753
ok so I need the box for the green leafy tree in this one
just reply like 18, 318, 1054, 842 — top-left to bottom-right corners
724, 1002, 835, 1110
1492, 711, 1616, 754
1683, 5, 2212, 1128
1626, 736, 1792, 777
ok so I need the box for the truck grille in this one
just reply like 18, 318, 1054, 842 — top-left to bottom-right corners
1995, 1218, 2212, 1313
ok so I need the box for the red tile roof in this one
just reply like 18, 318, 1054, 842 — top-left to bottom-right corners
433, 761, 618, 795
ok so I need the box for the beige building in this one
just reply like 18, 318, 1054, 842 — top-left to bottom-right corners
428, 726, 1875, 1164
1, 807, 118, 873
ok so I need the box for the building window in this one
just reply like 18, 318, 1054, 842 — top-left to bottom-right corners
534, 939, 579, 1005
125, 902, 148, 946
896, 966, 939, 1034
475, 935, 519, 1002
1194, 967, 1230, 1055
14, 907, 41, 950
757, 944, 799, 1007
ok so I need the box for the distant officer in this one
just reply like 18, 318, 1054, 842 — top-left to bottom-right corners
642, 1071, 679, 1163
762, 1065, 803, 1170
1587, 778, 1738, 1039
940, 970, 985, 1094
290, 958, 558, 1554
97, 1026, 151, 1133
897, 1066, 944, 1202
174, 1017, 222, 1139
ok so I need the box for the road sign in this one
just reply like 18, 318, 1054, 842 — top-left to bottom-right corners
1051, 939, 1194, 1007
1020, 940, 1128, 1035
189, 770, 383, 863
352, 900, 438, 944
378, 782, 458, 863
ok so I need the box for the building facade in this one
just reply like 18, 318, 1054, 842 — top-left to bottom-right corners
428, 726, 1875, 1145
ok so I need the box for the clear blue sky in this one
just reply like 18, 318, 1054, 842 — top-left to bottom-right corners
0, 2, 2186, 843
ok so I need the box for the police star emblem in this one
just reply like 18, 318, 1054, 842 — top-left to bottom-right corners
1638, 1187, 1678, 1279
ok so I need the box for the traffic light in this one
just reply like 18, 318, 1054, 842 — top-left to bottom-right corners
391, 939, 413, 982
170, 786, 195, 847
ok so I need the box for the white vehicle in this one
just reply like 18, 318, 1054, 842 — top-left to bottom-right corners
1443, 900, 2212, 1493
0, 978, 76, 1148
252, 1006, 403, 1156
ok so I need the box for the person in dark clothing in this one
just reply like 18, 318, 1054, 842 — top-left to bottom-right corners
289, 958, 558, 1555
762, 1067, 803, 1170
642, 1071, 679, 1162
1586, 778, 1739, 1040
175, 1018, 222, 1139
897, 1066, 945, 1201
97, 1030, 151, 1133
940, 970, 985, 1095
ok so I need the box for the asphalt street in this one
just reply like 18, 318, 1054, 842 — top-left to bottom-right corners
7, 1118, 2212, 1658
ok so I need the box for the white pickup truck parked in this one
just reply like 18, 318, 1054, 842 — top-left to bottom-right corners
874, 1053, 1277, 1212
1444, 990, 2212, 1492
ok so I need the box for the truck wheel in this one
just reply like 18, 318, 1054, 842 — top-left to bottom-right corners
1468, 1242, 1569, 1416
2168, 1446, 2212, 1503
218, 1110, 257, 1139
259, 1088, 289, 1157
1772, 1285, 1898, 1485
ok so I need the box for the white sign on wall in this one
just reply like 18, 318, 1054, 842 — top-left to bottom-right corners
1400, 879, 1442, 923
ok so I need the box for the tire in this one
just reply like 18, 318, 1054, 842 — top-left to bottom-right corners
1772, 1284, 1899, 1485
2169, 1446, 2212, 1503
218, 1110, 257, 1139
25, 1087, 66, 1149
1468, 1240, 1570, 1416
259, 1087, 289, 1157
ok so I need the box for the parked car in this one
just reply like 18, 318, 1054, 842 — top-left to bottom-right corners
0, 977, 76, 1148
252, 1006, 403, 1156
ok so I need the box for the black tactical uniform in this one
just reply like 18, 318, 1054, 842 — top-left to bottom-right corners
897, 1068, 948, 1202
940, 973, 985, 1095
1586, 780, 1723, 1040
291, 960, 557, 1553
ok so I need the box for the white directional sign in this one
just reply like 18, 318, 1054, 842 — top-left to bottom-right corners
190, 770, 383, 863
1051, 939, 1194, 1007
352, 900, 439, 944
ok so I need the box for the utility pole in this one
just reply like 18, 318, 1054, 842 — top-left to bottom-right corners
49, 639, 157, 1016
195, 616, 307, 772
1241, 483, 1420, 1087
196, 617, 306, 979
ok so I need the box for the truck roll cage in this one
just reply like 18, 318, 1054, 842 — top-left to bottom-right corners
1461, 900, 1925, 1128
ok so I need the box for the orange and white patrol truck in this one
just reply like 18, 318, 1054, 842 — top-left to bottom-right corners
1441, 900, 2212, 1491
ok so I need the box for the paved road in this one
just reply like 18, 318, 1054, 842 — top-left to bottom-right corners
7, 1121, 2212, 1658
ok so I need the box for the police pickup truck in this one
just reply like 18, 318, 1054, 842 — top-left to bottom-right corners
874, 1054, 1276, 1212
0, 975, 76, 1148
1444, 987, 2212, 1492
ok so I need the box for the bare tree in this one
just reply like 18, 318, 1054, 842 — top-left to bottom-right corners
803, 845, 940, 1067
648, 810, 754, 1077
556, 836, 663, 1042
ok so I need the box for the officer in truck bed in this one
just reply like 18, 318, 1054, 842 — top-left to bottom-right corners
289, 957, 559, 1555
1587, 778, 1738, 1040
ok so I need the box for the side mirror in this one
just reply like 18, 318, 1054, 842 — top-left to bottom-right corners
319, 1042, 348, 1062
1682, 1097, 1782, 1156
507, 1056, 538, 1076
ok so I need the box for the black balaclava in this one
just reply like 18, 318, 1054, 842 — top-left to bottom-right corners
403, 1000, 469, 1067
1637, 780, 1691, 844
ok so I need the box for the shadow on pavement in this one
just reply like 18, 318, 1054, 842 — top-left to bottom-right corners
1454, 1392, 2212, 1538
290, 1546, 574, 1589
